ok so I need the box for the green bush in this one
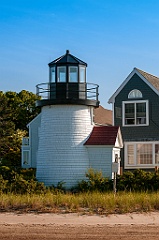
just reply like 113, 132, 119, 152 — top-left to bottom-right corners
117, 169, 158, 192
75, 168, 112, 192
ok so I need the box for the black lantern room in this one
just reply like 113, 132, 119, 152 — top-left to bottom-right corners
36, 50, 99, 107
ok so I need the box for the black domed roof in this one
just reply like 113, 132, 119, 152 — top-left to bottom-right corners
48, 50, 87, 66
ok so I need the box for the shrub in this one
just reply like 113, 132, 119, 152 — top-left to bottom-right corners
75, 168, 112, 192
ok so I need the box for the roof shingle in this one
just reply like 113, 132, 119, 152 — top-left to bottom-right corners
135, 68, 159, 92
84, 126, 119, 145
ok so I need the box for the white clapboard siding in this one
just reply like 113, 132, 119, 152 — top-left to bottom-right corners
86, 146, 113, 178
28, 114, 41, 168
36, 105, 94, 189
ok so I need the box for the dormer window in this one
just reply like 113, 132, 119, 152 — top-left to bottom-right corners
128, 89, 142, 99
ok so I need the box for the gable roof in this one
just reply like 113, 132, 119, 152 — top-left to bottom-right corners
93, 105, 112, 126
108, 68, 159, 104
84, 126, 123, 147
136, 68, 159, 92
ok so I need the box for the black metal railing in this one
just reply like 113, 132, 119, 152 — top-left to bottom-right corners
36, 82, 99, 102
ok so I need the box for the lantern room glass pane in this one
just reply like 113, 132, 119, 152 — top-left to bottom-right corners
69, 66, 78, 82
80, 66, 86, 82
57, 66, 66, 82
50, 67, 55, 82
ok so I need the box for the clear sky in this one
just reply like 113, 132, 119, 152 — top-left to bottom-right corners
1, 0, 159, 109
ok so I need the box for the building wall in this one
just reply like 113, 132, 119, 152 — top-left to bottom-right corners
86, 146, 121, 179
86, 146, 113, 178
29, 114, 41, 168
113, 73, 159, 169
114, 73, 159, 141
36, 104, 94, 189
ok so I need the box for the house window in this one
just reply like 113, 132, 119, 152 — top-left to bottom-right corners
127, 144, 134, 165
122, 100, 149, 126
155, 144, 159, 164
125, 142, 159, 168
128, 89, 142, 99
137, 144, 152, 164
22, 150, 30, 165
69, 66, 78, 82
57, 66, 66, 82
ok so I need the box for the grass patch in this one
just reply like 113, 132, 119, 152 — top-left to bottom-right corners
1, 191, 159, 215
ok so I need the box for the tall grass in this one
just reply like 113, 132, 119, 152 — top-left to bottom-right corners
1, 191, 159, 214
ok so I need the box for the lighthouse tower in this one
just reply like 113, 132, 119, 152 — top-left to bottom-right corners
36, 50, 99, 189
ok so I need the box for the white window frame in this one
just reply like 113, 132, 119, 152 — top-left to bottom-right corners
22, 150, 30, 166
122, 100, 149, 127
125, 141, 159, 169
128, 89, 143, 99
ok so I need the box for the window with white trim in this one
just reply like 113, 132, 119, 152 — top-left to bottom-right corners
125, 142, 159, 168
128, 89, 142, 99
122, 100, 149, 126
22, 150, 30, 165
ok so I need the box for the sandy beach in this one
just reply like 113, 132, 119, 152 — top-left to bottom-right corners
0, 212, 159, 239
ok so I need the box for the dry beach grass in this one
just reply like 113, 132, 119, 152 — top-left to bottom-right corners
1, 192, 159, 239
1, 191, 159, 214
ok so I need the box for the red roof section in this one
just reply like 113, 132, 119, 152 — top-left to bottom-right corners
84, 126, 119, 145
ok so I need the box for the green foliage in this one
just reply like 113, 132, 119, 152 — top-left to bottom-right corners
0, 90, 40, 167
75, 168, 159, 193
117, 169, 159, 192
75, 168, 112, 192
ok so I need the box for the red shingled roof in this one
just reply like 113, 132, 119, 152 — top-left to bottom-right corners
84, 126, 119, 145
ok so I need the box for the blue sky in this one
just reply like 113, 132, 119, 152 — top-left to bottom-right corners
1, 0, 159, 109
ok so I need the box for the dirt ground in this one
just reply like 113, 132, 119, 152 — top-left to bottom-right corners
0, 212, 159, 240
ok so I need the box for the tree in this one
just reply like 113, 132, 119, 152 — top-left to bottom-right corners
0, 90, 40, 167
5, 90, 41, 131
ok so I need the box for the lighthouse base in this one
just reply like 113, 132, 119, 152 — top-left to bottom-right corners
36, 104, 94, 189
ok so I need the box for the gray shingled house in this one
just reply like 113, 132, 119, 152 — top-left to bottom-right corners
108, 67, 159, 172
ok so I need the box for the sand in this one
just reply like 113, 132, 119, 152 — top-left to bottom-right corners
0, 212, 159, 239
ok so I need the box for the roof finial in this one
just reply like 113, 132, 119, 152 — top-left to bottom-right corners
66, 50, 70, 54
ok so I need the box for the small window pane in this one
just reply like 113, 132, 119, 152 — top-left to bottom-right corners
57, 67, 66, 82
127, 145, 134, 165
50, 67, 55, 82
125, 103, 135, 125
136, 103, 146, 124
69, 67, 78, 82
155, 144, 159, 164
23, 151, 30, 165
80, 67, 86, 82
128, 89, 142, 98
137, 144, 152, 164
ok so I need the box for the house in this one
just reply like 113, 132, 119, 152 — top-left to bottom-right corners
21, 50, 122, 189
108, 67, 159, 172
84, 125, 123, 177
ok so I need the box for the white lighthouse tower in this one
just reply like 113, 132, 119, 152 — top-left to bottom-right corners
35, 50, 99, 189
